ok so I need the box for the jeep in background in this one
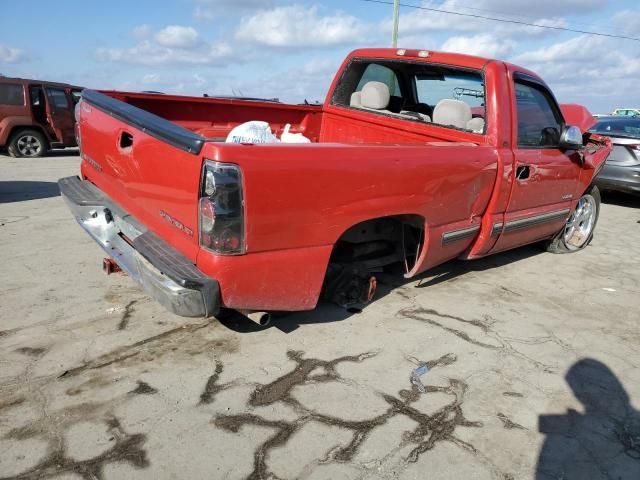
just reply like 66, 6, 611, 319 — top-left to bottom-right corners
0, 77, 82, 157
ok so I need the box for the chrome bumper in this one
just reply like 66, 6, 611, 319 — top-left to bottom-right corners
58, 176, 219, 317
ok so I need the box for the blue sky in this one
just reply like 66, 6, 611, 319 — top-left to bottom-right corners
1, 0, 639, 113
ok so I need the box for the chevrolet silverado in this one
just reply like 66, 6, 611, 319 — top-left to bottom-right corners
58, 48, 611, 320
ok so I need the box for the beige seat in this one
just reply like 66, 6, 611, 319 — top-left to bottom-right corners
349, 91, 362, 107
466, 117, 485, 133
433, 99, 472, 129
360, 81, 391, 110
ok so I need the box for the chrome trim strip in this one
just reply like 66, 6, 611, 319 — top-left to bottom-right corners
492, 209, 570, 236
441, 225, 480, 245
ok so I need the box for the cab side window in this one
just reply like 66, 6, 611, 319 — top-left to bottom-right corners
515, 81, 563, 148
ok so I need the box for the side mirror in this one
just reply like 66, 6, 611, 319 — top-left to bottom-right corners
559, 125, 584, 150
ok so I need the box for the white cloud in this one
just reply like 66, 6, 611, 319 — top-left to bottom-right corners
442, 34, 514, 58
155, 25, 200, 48
0, 44, 26, 64
613, 9, 640, 37
510, 34, 639, 112
193, 6, 215, 22
132, 24, 151, 39
468, 0, 602, 17
97, 41, 232, 66
193, 0, 273, 21
513, 35, 604, 64
141, 73, 160, 84
395, 0, 567, 39
235, 5, 366, 48
233, 57, 339, 103
96, 25, 231, 66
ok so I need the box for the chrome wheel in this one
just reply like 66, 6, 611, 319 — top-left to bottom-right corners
563, 195, 597, 250
16, 135, 43, 157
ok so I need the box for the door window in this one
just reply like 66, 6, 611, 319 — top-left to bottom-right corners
0, 83, 25, 105
46, 88, 70, 110
515, 81, 563, 148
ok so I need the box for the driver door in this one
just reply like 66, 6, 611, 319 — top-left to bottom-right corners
44, 87, 75, 145
491, 76, 582, 253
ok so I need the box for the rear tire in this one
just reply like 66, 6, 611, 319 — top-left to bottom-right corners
8, 129, 48, 158
546, 185, 600, 253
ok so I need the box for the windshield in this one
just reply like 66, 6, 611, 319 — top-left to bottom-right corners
590, 118, 640, 137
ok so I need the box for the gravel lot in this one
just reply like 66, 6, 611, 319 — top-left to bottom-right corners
1, 153, 639, 480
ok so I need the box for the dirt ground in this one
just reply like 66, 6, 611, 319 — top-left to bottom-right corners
1, 153, 639, 480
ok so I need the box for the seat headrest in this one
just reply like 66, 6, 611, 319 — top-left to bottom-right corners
360, 81, 390, 110
433, 99, 472, 129
466, 117, 485, 133
350, 91, 362, 107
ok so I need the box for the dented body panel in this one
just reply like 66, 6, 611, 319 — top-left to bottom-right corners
64, 48, 611, 314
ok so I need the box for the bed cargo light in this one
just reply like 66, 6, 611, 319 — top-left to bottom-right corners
395, 49, 431, 58
199, 161, 245, 255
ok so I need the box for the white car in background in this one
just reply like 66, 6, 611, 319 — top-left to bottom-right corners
612, 108, 640, 117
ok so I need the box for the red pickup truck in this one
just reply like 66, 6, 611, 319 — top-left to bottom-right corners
59, 48, 610, 320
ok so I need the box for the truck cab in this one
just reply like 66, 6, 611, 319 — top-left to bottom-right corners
0, 77, 82, 157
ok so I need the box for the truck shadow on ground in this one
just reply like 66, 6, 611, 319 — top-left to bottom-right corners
0, 181, 60, 203
219, 244, 542, 334
43, 148, 80, 157
536, 358, 640, 479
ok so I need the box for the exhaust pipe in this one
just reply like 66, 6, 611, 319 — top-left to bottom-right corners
240, 310, 272, 327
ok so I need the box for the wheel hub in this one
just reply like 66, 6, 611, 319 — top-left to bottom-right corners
563, 195, 597, 250
16, 135, 42, 157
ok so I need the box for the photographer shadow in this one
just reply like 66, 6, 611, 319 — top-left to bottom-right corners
537, 358, 640, 479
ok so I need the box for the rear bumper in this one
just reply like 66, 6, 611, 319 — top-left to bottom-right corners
58, 176, 220, 317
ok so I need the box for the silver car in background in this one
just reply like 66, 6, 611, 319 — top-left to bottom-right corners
589, 116, 640, 195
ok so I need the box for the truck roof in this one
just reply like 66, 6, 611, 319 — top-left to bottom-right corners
346, 48, 493, 70
346, 48, 543, 83
0, 76, 83, 90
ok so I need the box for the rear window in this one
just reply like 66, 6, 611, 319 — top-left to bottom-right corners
330, 58, 486, 133
415, 72, 484, 108
0, 83, 25, 106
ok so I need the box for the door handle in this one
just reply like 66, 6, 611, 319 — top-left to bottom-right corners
516, 165, 530, 181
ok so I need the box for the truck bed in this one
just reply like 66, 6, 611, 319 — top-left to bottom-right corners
100, 90, 483, 146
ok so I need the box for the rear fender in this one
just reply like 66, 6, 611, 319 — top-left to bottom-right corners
0, 117, 43, 145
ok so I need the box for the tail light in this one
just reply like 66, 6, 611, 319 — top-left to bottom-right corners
199, 160, 245, 255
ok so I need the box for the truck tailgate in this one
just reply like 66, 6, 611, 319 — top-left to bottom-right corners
78, 90, 206, 261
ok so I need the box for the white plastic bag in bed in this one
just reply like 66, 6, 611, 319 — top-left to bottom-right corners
280, 124, 311, 143
225, 121, 279, 144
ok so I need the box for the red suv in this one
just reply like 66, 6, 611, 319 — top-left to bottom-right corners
0, 77, 82, 157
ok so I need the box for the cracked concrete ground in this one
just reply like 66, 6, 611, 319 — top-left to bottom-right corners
1, 154, 640, 480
